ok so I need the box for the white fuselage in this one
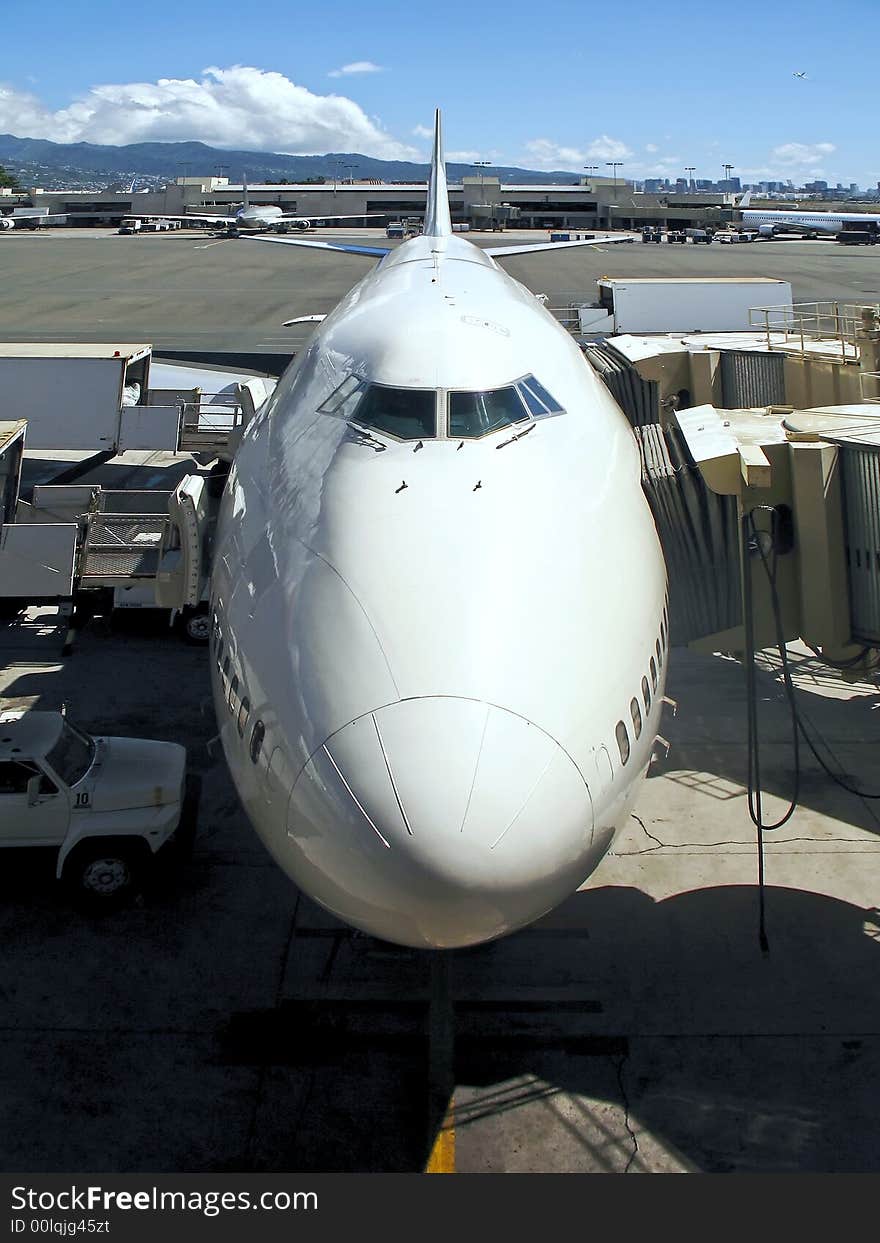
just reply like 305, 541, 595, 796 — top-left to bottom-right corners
235, 204, 285, 228
742, 208, 880, 236
209, 231, 668, 948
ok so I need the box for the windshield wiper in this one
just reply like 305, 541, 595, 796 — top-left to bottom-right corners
496, 422, 537, 450
348, 427, 387, 453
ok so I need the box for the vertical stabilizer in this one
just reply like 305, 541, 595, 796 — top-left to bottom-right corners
243, 172, 250, 210
423, 109, 452, 238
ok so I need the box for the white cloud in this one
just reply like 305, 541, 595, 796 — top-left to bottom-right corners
446, 149, 483, 163
523, 135, 634, 172
412, 124, 432, 139
771, 141, 835, 166
327, 61, 383, 78
645, 143, 658, 153
0, 67, 416, 159
585, 135, 633, 161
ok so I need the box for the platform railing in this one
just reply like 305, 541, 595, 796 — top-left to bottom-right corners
748, 301, 878, 361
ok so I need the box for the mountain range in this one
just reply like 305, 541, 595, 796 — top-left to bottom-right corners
0, 133, 582, 186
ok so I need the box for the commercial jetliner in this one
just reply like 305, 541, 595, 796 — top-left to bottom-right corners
0, 211, 66, 231
741, 202, 880, 238
131, 173, 382, 234
207, 112, 668, 949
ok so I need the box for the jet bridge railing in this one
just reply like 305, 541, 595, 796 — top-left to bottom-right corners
177, 394, 248, 456
748, 301, 876, 362
533, 291, 593, 336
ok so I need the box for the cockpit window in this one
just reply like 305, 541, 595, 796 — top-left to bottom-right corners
318, 375, 367, 420
518, 375, 564, 418
352, 385, 436, 440
448, 387, 529, 439
319, 378, 436, 440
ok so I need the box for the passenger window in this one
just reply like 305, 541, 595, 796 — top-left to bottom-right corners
352, 384, 436, 440
656, 639, 662, 670
229, 674, 239, 713
222, 655, 231, 685
615, 721, 630, 766
448, 386, 528, 438
250, 720, 266, 765
238, 697, 250, 738
630, 698, 642, 740
650, 657, 657, 691
216, 639, 224, 669
642, 676, 651, 712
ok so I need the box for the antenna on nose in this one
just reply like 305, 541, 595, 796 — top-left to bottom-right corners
423, 108, 452, 239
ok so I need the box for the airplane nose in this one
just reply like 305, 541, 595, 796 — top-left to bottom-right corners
287, 697, 594, 948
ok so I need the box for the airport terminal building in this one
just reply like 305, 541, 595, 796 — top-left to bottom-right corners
4, 175, 746, 231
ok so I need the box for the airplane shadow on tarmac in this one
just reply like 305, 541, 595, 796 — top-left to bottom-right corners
220, 882, 880, 1174
2, 634, 879, 1173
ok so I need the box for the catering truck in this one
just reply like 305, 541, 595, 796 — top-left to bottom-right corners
0, 709, 200, 908
575, 277, 793, 335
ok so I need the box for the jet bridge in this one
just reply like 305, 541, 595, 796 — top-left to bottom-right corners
582, 308, 880, 662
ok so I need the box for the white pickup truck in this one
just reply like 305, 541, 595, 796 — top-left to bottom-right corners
0, 710, 199, 908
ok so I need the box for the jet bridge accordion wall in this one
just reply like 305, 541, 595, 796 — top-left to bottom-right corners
720, 350, 786, 410
582, 342, 742, 645
839, 442, 880, 645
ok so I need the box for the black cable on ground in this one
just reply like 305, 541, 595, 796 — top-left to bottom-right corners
742, 506, 801, 954
804, 642, 872, 669
743, 504, 880, 951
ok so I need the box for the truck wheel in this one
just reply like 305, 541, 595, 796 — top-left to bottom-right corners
66, 844, 143, 911
180, 607, 210, 645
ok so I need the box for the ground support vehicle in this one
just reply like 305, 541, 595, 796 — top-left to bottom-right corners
0, 710, 200, 909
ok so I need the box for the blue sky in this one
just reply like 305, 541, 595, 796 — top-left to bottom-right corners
0, 0, 876, 184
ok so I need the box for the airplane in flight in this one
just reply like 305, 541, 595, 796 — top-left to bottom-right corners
207, 112, 668, 949
793, 70, 807, 79
129, 173, 383, 235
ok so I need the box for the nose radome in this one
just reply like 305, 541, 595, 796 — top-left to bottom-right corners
287, 698, 594, 945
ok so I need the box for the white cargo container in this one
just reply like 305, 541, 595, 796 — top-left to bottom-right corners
577, 277, 793, 335
0, 343, 155, 451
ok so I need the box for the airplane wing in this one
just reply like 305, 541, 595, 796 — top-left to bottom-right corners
122, 212, 232, 224
484, 234, 636, 257
4, 213, 68, 222
277, 212, 386, 223
241, 235, 392, 258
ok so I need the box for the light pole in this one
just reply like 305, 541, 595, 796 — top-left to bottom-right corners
606, 161, 623, 198
685, 166, 695, 192
583, 164, 599, 184
474, 159, 491, 205
723, 163, 734, 189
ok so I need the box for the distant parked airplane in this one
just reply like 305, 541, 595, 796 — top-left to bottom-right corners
0, 212, 66, 231
129, 173, 383, 235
